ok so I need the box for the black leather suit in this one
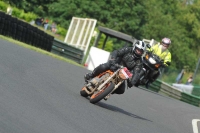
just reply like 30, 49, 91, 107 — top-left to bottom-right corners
90, 47, 143, 94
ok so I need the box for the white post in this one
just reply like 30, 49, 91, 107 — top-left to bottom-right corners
81, 20, 92, 50
84, 20, 97, 55
64, 17, 75, 43
150, 39, 154, 46
64, 17, 97, 56
76, 20, 87, 47
70, 19, 80, 45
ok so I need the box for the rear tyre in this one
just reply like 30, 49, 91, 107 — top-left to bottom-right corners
80, 87, 89, 97
90, 82, 115, 104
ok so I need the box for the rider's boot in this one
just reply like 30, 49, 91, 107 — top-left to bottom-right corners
84, 73, 93, 82
84, 63, 109, 83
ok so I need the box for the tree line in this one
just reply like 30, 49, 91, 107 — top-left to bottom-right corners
3, 0, 200, 71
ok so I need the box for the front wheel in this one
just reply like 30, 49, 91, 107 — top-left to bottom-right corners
90, 82, 115, 104
80, 87, 89, 97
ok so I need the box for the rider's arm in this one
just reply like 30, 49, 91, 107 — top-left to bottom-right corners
110, 47, 132, 59
163, 52, 171, 67
148, 43, 171, 67
148, 43, 159, 52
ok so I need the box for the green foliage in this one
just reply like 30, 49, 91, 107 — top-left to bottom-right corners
97, 33, 113, 52
0, 1, 7, 11
12, 8, 37, 22
56, 26, 67, 37
0, 2, 37, 22
22, 12, 37, 22
3, 0, 59, 16
11, 7, 21, 17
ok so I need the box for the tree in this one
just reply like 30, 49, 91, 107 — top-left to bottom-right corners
139, 0, 198, 70
4, 0, 58, 16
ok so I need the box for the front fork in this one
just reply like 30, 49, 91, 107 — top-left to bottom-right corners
138, 67, 149, 84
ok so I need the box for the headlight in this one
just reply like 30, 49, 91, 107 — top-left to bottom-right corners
145, 54, 149, 59
148, 57, 156, 64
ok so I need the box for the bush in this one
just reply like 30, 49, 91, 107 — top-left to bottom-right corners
12, 8, 37, 22
21, 12, 37, 22
97, 33, 113, 52
12, 7, 21, 18
0, 1, 7, 11
56, 26, 67, 37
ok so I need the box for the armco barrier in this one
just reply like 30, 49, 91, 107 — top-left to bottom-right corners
192, 86, 200, 97
148, 79, 162, 92
142, 79, 200, 107
159, 82, 182, 100
51, 39, 84, 64
172, 83, 200, 97
181, 93, 200, 107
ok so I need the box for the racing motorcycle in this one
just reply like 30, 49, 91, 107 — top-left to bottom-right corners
80, 64, 132, 104
134, 44, 164, 87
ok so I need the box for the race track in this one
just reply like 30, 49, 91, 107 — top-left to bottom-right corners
0, 38, 199, 133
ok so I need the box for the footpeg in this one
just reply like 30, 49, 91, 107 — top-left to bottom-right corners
104, 94, 110, 100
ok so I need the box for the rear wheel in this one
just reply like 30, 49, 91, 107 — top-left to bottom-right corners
80, 87, 89, 97
90, 82, 115, 104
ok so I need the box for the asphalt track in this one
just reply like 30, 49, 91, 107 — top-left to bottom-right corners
0, 38, 200, 133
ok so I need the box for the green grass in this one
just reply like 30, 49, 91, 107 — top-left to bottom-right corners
0, 35, 83, 68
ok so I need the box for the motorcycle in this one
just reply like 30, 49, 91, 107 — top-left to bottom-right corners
80, 64, 132, 104
135, 44, 164, 87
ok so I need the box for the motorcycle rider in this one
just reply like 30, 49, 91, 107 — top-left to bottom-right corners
84, 40, 146, 94
145, 37, 172, 87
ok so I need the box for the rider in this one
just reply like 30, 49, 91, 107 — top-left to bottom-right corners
146, 37, 172, 87
84, 40, 146, 94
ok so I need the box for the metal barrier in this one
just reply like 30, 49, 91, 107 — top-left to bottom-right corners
181, 93, 200, 107
142, 80, 200, 107
51, 39, 84, 64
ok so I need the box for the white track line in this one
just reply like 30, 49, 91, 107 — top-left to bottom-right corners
192, 119, 200, 133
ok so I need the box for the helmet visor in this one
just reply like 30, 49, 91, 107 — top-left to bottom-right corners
162, 43, 169, 48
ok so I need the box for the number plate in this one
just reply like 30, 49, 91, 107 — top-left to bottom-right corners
119, 67, 133, 79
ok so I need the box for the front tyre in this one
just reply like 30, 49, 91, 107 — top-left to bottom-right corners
90, 82, 115, 104
80, 87, 89, 97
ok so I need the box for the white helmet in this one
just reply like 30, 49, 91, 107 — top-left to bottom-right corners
133, 40, 146, 57
162, 37, 171, 45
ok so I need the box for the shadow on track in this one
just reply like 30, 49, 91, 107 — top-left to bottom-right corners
96, 102, 152, 122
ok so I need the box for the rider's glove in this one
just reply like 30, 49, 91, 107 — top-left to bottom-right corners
165, 61, 171, 66
110, 63, 119, 71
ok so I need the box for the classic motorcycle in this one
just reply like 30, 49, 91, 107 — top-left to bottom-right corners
80, 64, 132, 104
135, 44, 164, 87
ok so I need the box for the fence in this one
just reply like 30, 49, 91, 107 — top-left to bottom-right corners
51, 39, 84, 64
144, 79, 200, 107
